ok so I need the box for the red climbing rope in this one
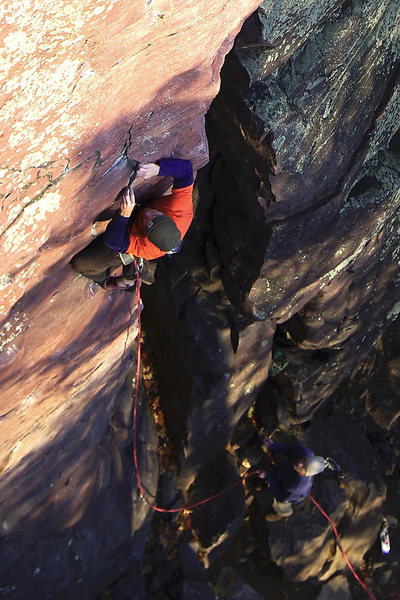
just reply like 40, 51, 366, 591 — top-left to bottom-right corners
308, 494, 379, 600
132, 263, 257, 513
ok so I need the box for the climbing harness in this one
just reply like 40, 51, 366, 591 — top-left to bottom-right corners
131, 260, 258, 513
308, 494, 379, 600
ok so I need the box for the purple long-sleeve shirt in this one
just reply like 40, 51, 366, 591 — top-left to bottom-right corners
262, 442, 314, 504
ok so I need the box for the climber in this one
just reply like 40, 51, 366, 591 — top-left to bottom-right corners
70, 157, 194, 289
258, 439, 326, 521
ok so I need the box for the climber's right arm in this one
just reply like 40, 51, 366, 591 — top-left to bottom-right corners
103, 187, 135, 252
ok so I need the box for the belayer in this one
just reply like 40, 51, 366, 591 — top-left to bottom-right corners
259, 439, 326, 521
70, 157, 194, 289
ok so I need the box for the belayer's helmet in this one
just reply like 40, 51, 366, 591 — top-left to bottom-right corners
305, 455, 326, 476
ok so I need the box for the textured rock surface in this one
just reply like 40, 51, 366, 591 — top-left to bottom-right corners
2, 0, 400, 597
0, 369, 159, 600
153, 0, 400, 442
141, 0, 400, 490
189, 451, 245, 564
141, 256, 275, 487
137, 1, 399, 595
179, 542, 216, 600
0, 1, 261, 598
316, 574, 352, 600
216, 567, 266, 600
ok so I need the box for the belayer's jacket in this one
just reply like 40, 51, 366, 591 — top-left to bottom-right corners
263, 442, 315, 504
103, 158, 194, 259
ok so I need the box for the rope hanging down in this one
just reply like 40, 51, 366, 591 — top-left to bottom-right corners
132, 262, 258, 513
308, 494, 379, 600
131, 263, 380, 599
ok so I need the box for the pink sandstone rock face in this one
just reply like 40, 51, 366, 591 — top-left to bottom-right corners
0, 1, 262, 598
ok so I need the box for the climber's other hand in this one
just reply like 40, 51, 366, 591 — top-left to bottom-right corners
120, 187, 136, 217
137, 163, 160, 179
263, 437, 273, 450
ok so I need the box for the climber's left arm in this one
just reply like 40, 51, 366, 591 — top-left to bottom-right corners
138, 158, 193, 189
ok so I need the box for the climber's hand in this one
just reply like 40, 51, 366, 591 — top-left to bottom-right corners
258, 470, 268, 481
137, 163, 160, 179
263, 437, 273, 450
120, 187, 136, 217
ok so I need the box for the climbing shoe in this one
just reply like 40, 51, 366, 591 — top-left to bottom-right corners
265, 512, 285, 522
104, 276, 136, 292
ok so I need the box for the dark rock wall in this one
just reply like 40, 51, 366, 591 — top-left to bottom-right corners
143, 0, 400, 480
140, 0, 399, 591
0, 374, 159, 600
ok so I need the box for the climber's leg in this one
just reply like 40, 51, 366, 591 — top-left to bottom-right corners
123, 258, 157, 285
103, 276, 136, 291
265, 498, 293, 521
70, 236, 122, 284
138, 260, 157, 285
